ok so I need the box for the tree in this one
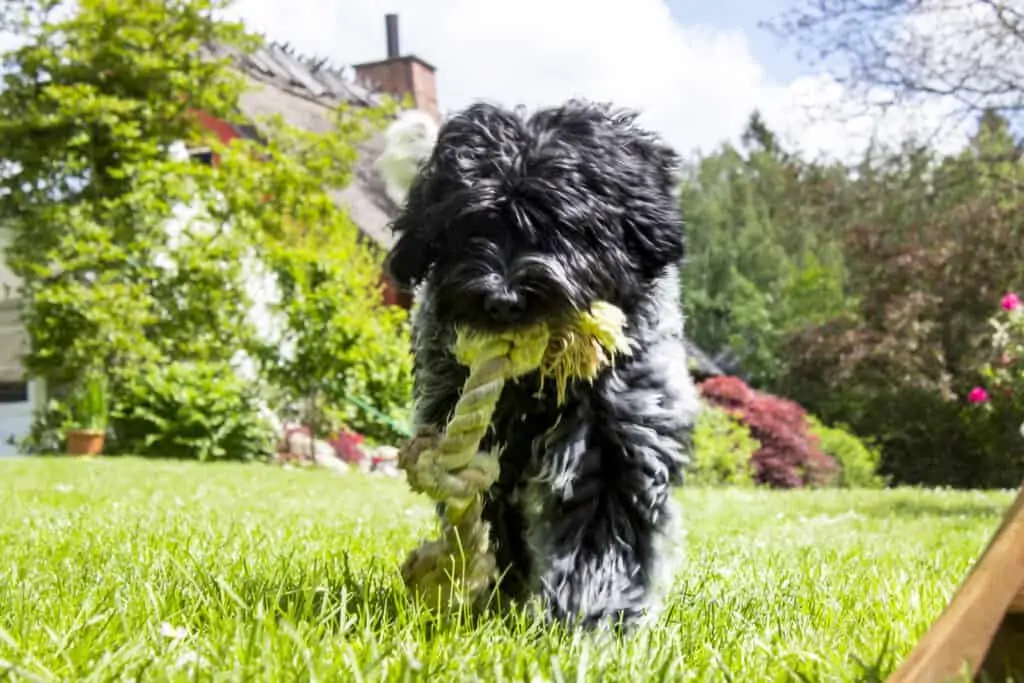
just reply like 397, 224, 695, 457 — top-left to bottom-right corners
0, 0, 414, 451
0, 0, 258, 392
679, 113, 852, 385
778, 111, 1024, 486
765, 0, 1024, 138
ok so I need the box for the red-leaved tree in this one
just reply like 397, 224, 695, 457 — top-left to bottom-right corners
699, 376, 839, 488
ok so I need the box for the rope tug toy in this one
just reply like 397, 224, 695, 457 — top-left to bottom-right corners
398, 301, 633, 613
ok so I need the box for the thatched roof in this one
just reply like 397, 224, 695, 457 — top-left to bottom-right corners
334, 132, 401, 249
201, 41, 399, 248
684, 339, 724, 381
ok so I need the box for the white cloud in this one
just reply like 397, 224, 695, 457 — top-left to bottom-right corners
760, 73, 972, 163
0, 0, 974, 162
226, 0, 972, 163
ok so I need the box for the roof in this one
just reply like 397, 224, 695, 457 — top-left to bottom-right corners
334, 132, 401, 248
684, 339, 724, 380
202, 41, 384, 109
200, 40, 400, 248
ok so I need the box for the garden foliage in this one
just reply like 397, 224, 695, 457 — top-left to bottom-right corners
0, 0, 414, 457
806, 417, 887, 489
689, 403, 758, 487
682, 109, 1024, 488
111, 361, 276, 462
961, 292, 1024, 488
698, 376, 839, 489
213, 115, 414, 444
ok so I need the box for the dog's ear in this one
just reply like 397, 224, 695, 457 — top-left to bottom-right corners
621, 134, 686, 277
384, 230, 434, 291
384, 209, 435, 292
385, 103, 521, 290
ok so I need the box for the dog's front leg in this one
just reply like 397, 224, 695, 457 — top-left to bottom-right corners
526, 372, 693, 630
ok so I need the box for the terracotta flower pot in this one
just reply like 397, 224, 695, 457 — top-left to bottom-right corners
66, 428, 106, 456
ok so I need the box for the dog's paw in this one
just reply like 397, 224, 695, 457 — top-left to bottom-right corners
399, 426, 501, 499
398, 426, 440, 470
398, 426, 441, 492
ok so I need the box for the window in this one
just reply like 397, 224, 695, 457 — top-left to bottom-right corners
0, 381, 28, 404
189, 147, 214, 166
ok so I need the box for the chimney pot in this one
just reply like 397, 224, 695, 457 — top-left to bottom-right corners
385, 14, 400, 59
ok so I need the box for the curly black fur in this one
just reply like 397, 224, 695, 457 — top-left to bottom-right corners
386, 100, 700, 629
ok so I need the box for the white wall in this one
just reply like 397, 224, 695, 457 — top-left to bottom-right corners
0, 227, 19, 303
0, 227, 45, 456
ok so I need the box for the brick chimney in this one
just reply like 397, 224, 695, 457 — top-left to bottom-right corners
353, 14, 439, 122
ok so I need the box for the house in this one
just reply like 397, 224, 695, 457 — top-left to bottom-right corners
0, 14, 720, 455
0, 234, 44, 456
193, 13, 440, 308
0, 14, 438, 455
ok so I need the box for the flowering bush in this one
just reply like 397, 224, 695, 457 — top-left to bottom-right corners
971, 292, 1024, 416
699, 376, 839, 488
970, 290, 1019, 413
963, 291, 1024, 487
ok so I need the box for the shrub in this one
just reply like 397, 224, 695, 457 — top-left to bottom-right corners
806, 417, 887, 488
962, 291, 1024, 487
110, 361, 276, 462
689, 403, 759, 487
977, 292, 1024, 413
699, 376, 839, 488
216, 113, 414, 447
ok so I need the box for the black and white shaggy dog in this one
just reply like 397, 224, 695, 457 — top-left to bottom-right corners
384, 100, 700, 629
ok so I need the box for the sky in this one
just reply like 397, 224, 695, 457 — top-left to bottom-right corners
0, 0, 972, 163
222, 0, 972, 163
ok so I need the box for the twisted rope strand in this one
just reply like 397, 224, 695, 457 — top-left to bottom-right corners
399, 303, 630, 613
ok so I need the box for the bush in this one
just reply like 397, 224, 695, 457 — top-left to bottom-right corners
806, 417, 887, 488
961, 291, 1024, 488
110, 361, 276, 462
215, 112, 414, 447
699, 376, 839, 488
689, 403, 759, 487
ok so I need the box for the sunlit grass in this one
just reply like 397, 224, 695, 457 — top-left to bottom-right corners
0, 457, 1013, 681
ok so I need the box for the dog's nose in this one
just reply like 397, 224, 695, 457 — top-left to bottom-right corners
483, 290, 526, 324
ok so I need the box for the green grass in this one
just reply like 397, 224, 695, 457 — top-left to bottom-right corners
0, 457, 1014, 682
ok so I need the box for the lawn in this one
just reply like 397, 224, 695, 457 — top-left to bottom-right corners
0, 457, 1015, 682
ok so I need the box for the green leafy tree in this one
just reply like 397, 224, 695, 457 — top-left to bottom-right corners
0, 0, 258, 393
211, 113, 413, 445
680, 112, 851, 385
0, 0, 413, 453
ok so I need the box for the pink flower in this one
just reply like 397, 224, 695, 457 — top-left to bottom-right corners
1001, 292, 1022, 311
968, 387, 989, 404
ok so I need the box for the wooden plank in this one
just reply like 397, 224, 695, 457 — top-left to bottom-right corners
978, 613, 1024, 681
886, 482, 1024, 683
1010, 584, 1024, 615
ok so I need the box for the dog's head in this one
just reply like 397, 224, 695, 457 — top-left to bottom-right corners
384, 99, 684, 332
